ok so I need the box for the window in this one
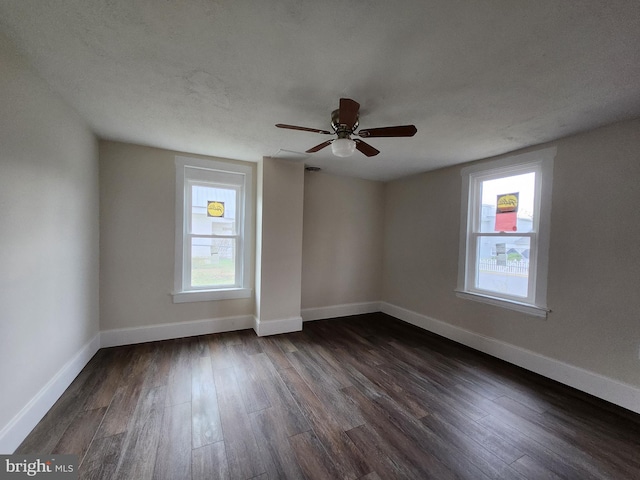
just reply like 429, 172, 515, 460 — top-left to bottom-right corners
456, 148, 555, 317
173, 156, 253, 303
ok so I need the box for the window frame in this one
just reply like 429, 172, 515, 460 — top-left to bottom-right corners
456, 147, 555, 317
172, 156, 253, 303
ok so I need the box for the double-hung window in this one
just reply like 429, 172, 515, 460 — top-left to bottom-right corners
173, 156, 253, 303
456, 148, 555, 317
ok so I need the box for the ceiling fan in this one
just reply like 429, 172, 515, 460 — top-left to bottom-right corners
276, 98, 417, 157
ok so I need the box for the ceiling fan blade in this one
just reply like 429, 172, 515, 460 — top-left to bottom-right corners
339, 98, 360, 130
306, 140, 333, 153
354, 139, 380, 157
358, 125, 417, 138
276, 124, 332, 135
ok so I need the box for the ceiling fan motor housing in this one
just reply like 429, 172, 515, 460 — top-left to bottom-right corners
331, 108, 358, 138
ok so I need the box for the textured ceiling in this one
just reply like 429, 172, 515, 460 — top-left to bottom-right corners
1, 0, 639, 181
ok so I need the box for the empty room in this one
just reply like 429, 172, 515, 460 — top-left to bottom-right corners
1, 1, 639, 479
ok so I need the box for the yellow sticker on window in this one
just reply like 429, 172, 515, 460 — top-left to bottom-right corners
207, 201, 225, 217
496, 193, 518, 213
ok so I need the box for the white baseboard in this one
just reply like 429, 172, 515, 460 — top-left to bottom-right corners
100, 314, 255, 348
0, 333, 101, 454
380, 302, 640, 415
301, 301, 381, 322
253, 316, 303, 337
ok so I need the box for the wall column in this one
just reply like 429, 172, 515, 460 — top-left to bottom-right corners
254, 157, 305, 335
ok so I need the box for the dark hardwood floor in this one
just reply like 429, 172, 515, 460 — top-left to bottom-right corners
16, 313, 640, 479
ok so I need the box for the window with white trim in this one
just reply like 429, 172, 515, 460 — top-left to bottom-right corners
173, 156, 253, 303
456, 148, 555, 317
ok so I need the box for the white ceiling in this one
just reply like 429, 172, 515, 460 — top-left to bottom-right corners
1, 1, 639, 181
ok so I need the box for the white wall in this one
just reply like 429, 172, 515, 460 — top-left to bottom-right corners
383, 119, 640, 392
301, 171, 384, 310
0, 33, 99, 451
99, 141, 255, 334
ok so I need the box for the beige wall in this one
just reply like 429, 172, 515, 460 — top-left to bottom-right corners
255, 158, 305, 326
0, 33, 99, 441
302, 171, 384, 309
99, 141, 255, 331
383, 119, 640, 388
101, 149, 382, 330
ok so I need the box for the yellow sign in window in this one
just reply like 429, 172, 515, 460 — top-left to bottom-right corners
207, 201, 225, 217
496, 193, 519, 213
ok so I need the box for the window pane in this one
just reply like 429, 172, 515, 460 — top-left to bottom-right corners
191, 185, 237, 235
191, 238, 236, 287
476, 235, 530, 298
479, 172, 535, 233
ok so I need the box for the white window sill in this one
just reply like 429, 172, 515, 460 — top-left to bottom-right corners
454, 290, 549, 318
172, 288, 252, 303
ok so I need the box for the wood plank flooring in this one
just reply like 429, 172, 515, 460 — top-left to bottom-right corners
15, 313, 640, 479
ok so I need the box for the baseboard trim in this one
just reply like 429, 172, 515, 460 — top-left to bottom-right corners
301, 301, 381, 322
253, 316, 303, 337
0, 333, 101, 454
380, 302, 640, 415
100, 315, 255, 348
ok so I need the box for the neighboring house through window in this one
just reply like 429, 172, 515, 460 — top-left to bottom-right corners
173, 156, 253, 303
456, 147, 555, 317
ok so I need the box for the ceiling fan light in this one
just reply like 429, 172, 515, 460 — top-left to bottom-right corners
331, 138, 356, 157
